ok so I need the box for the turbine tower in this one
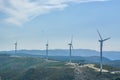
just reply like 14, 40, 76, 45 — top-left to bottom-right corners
97, 30, 110, 74
46, 41, 49, 60
15, 42, 17, 54
68, 36, 73, 63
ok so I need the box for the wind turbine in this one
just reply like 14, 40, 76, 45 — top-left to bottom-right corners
68, 36, 73, 63
46, 41, 49, 60
97, 30, 110, 74
14, 42, 17, 54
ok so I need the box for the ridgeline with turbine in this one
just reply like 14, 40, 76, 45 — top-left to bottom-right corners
97, 30, 110, 74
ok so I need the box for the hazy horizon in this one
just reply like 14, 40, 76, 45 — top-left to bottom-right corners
1, 48, 120, 52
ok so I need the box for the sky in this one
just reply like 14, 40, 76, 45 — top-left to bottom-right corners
0, 0, 120, 51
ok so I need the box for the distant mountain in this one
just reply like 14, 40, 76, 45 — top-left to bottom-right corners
0, 51, 120, 68
0, 49, 120, 60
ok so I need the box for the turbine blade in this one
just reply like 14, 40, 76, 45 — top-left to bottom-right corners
97, 30, 103, 40
103, 37, 111, 41
71, 35, 73, 44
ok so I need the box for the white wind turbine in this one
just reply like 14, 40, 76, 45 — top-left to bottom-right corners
46, 41, 49, 60
14, 42, 17, 54
97, 30, 110, 74
68, 36, 73, 63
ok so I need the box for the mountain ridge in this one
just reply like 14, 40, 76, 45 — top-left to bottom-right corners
0, 49, 120, 60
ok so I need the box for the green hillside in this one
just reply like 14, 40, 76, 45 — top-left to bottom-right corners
0, 55, 74, 80
0, 55, 120, 80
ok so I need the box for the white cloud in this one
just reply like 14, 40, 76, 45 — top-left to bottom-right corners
0, 0, 108, 26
